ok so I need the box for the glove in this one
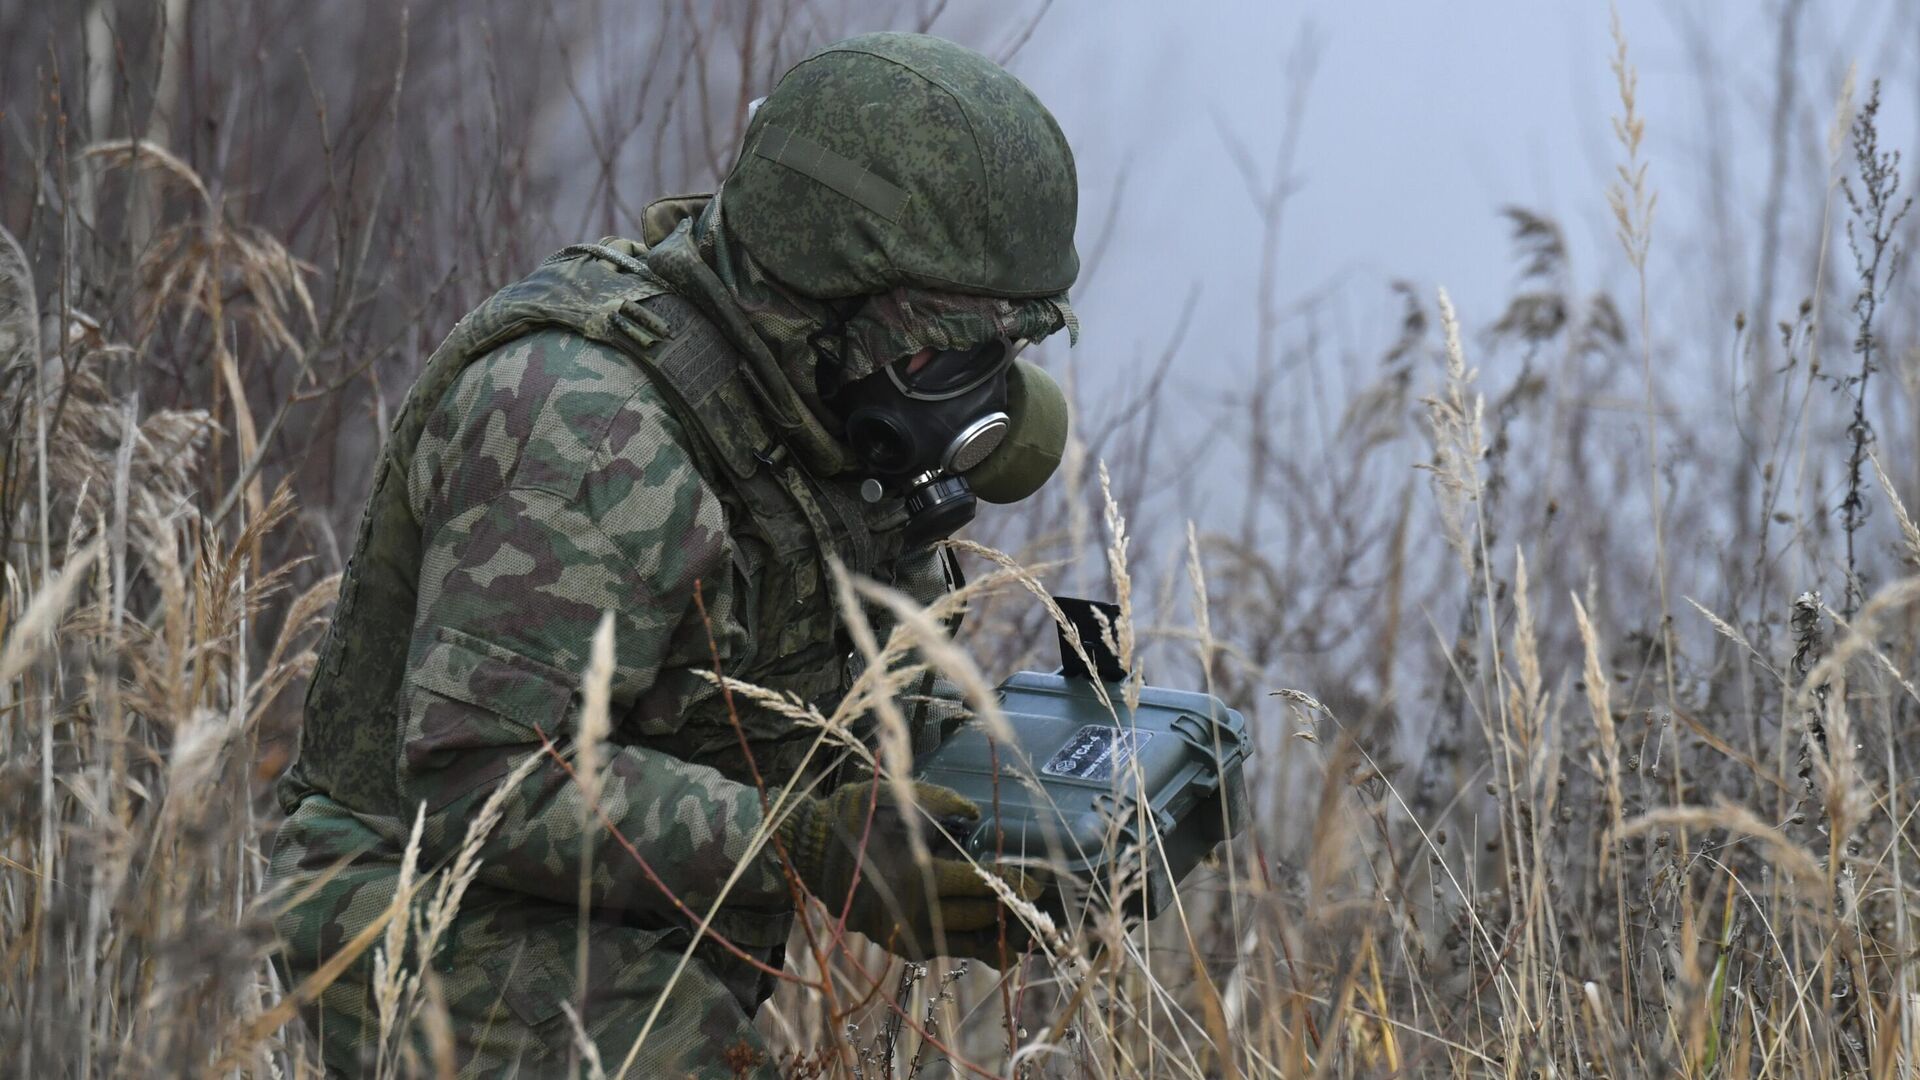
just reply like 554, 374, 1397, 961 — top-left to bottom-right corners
777, 778, 1037, 964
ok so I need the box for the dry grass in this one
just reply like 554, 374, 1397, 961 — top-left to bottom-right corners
10, 4, 1920, 1078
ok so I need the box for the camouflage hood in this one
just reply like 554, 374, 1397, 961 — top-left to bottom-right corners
644, 33, 1079, 477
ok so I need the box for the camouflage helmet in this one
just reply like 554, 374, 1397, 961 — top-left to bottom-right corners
722, 32, 1079, 301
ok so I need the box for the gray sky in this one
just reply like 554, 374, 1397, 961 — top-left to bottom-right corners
999, 0, 1918, 408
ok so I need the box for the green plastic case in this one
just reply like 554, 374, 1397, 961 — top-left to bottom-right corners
913, 619, 1249, 920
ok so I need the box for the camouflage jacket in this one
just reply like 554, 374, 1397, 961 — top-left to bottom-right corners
277, 240, 959, 956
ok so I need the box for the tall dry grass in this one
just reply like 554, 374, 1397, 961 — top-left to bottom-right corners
10, 3, 1920, 1078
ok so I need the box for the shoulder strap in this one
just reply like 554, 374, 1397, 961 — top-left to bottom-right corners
629, 294, 863, 587
630, 294, 772, 480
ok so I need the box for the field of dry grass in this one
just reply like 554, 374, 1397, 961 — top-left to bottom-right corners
10, 3, 1920, 1077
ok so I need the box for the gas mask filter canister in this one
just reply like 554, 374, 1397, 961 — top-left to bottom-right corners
964, 357, 1068, 505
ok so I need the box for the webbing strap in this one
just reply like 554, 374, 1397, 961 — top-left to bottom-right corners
640, 294, 866, 572
646, 297, 735, 405
753, 124, 911, 222
639, 295, 769, 480
543, 241, 649, 276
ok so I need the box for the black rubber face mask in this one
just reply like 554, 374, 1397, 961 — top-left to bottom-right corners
818, 337, 1018, 547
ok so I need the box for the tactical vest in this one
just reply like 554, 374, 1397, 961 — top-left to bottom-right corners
281, 242, 928, 821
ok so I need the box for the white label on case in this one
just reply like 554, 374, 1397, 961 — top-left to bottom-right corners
1041, 725, 1154, 783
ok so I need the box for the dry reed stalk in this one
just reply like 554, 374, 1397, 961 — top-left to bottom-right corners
574, 611, 616, 1036
560, 1001, 611, 1080
1096, 461, 1142, 712
0, 539, 101, 683
1416, 288, 1485, 580
1606, 6, 1682, 751
1571, 591, 1632, 1031
371, 804, 426, 1074
1872, 452, 1920, 568
1184, 519, 1253, 1059
418, 971, 457, 1080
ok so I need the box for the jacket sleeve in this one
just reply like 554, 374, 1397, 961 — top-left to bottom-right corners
395, 341, 792, 921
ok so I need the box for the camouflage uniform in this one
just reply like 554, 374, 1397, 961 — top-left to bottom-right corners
271, 32, 1077, 1078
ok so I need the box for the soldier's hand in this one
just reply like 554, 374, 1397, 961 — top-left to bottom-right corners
776, 779, 1037, 964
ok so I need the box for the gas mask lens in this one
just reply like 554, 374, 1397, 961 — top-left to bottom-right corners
887, 339, 1016, 400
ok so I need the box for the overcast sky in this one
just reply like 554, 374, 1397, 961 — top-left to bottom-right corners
989, 0, 1919, 408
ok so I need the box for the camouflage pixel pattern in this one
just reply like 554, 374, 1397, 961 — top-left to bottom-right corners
725, 32, 1080, 300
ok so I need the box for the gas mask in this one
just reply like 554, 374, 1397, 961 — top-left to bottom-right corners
819, 336, 1070, 547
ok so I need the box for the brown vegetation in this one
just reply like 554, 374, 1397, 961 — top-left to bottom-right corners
7, 2, 1920, 1077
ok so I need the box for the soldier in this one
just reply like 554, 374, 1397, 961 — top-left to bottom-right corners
269, 31, 1079, 1078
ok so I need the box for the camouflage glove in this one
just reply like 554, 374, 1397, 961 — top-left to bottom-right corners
777, 779, 1035, 964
